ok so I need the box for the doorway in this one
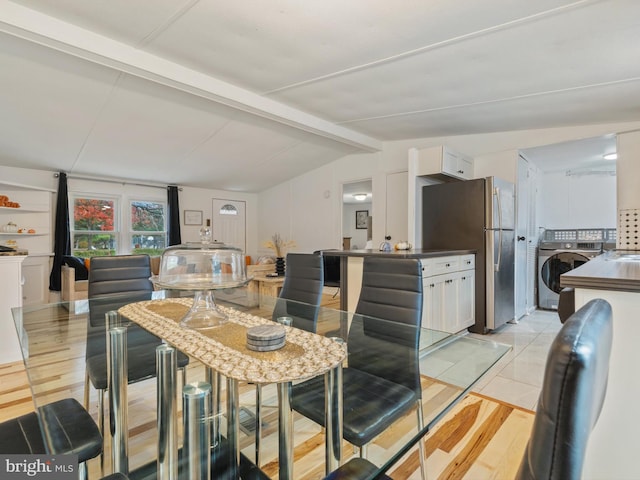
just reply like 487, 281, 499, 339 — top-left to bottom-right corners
342, 180, 372, 250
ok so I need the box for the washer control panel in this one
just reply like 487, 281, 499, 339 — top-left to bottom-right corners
540, 229, 604, 252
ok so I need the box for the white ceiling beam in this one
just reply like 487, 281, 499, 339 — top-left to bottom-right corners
0, 1, 382, 153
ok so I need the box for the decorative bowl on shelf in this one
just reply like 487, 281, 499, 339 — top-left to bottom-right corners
151, 241, 249, 330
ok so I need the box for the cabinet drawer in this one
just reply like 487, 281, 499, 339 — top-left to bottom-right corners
421, 256, 460, 277
459, 254, 475, 270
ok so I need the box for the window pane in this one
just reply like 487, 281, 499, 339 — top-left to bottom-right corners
132, 233, 166, 255
131, 201, 165, 231
72, 233, 117, 257
130, 201, 166, 254
74, 198, 115, 231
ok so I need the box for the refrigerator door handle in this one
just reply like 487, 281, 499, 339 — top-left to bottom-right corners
494, 186, 502, 272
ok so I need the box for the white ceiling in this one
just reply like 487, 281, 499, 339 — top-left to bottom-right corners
0, 0, 638, 191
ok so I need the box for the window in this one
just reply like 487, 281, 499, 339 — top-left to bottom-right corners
130, 200, 166, 254
72, 196, 118, 257
219, 204, 238, 215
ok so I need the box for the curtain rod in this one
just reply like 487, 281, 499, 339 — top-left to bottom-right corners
53, 172, 182, 191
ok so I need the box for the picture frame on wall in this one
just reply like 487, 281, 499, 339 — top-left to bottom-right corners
355, 210, 369, 229
184, 210, 203, 226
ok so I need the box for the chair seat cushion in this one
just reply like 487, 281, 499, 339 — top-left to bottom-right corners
291, 368, 418, 446
323, 458, 392, 480
0, 399, 102, 462
39, 398, 103, 461
0, 411, 45, 454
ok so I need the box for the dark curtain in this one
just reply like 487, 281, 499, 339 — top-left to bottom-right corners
49, 172, 71, 291
167, 185, 181, 246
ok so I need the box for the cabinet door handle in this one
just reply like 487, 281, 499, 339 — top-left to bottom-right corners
457, 170, 464, 174
445, 263, 450, 267
462, 276, 466, 280
430, 284, 435, 288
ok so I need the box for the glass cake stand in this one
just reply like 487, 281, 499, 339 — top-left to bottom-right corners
151, 241, 249, 330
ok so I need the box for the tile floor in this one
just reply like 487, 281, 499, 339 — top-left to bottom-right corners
468, 308, 562, 411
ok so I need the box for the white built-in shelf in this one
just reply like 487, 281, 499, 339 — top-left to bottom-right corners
0, 206, 49, 213
0, 232, 48, 236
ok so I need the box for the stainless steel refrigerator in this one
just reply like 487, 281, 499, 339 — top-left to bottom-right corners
422, 177, 515, 333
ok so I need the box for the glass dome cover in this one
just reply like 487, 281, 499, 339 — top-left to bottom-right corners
151, 241, 249, 330
152, 241, 248, 290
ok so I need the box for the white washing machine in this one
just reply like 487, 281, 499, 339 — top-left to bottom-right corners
537, 229, 603, 310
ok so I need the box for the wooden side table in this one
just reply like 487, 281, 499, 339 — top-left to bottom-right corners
247, 275, 285, 306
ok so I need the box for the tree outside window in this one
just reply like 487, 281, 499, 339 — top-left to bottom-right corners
130, 200, 166, 254
72, 197, 117, 257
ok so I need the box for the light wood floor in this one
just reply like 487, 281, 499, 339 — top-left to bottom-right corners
0, 292, 534, 479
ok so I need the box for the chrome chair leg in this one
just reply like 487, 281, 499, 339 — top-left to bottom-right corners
98, 389, 105, 475
78, 461, 88, 480
359, 444, 369, 458
416, 399, 427, 480
83, 369, 90, 410
255, 384, 262, 466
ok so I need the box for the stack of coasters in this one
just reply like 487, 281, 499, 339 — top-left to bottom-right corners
246, 324, 286, 352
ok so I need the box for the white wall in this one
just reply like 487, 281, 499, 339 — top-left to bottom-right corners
4, 120, 640, 262
258, 121, 640, 253
342, 202, 371, 249
0, 166, 262, 258
179, 185, 258, 257
538, 171, 617, 229
258, 152, 383, 255
617, 130, 640, 211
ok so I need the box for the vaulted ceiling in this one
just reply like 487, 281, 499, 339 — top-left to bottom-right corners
0, 1, 638, 190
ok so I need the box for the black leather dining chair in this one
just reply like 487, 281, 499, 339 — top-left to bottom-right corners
255, 252, 324, 465
0, 398, 103, 480
515, 298, 613, 480
291, 257, 426, 479
271, 252, 324, 331
83, 255, 189, 440
313, 249, 341, 297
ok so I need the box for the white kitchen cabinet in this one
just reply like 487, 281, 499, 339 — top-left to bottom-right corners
412, 145, 474, 180
0, 254, 27, 364
22, 255, 51, 305
421, 254, 475, 333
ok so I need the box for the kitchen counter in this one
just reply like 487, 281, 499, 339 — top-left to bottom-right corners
560, 250, 640, 292
327, 248, 475, 259
332, 249, 476, 313
559, 249, 640, 478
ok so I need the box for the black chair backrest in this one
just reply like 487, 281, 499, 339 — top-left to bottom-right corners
272, 253, 324, 333
348, 257, 423, 395
516, 298, 613, 480
88, 255, 153, 298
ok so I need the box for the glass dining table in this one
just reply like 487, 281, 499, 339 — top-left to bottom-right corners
12, 290, 510, 480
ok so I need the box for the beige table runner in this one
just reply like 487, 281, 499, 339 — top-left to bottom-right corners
119, 298, 345, 384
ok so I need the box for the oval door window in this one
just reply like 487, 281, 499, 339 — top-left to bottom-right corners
540, 252, 590, 293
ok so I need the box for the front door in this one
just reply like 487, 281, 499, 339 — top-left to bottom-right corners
211, 199, 246, 253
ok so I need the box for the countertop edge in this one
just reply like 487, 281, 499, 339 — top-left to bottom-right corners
323, 249, 476, 259
561, 250, 640, 293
